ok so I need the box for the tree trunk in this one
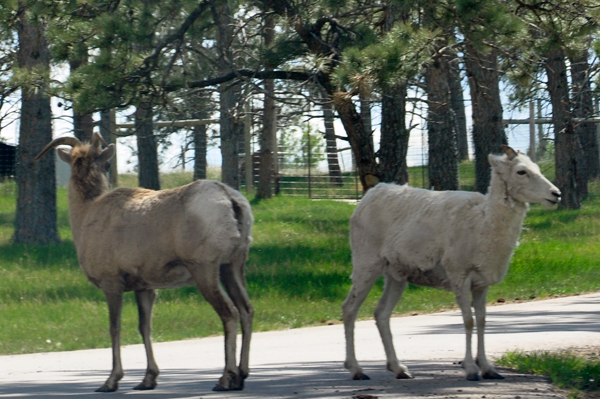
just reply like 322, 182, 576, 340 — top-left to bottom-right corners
464, 44, 506, 193
135, 99, 160, 190
380, 84, 410, 184
424, 43, 459, 191
13, 3, 59, 244
69, 48, 93, 143
193, 122, 207, 180
322, 96, 344, 186
449, 52, 469, 161
570, 50, 598, 195
545, 47, 580, 209
333, 93, 380, 192
256, 13, 277, 199
99, 109, 118, 187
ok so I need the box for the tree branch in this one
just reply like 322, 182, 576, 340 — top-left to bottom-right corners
166, 69, 313, 91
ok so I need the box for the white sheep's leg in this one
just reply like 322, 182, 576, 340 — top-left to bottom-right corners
454, 282, 479, 381
342, 265, 381, 380
133, 289, 160, 390
472, 287, 503, 380
193, 267, 242, 391
97, 290, 125, 392
219, 261, 254, 381
374, 275, 412, 379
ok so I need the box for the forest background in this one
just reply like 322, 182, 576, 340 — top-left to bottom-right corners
0, 0, 599, 245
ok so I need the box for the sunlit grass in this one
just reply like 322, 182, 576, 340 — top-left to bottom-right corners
498, 351, 600, 398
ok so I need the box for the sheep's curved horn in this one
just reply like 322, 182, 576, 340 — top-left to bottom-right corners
35, 137, 81, 162
501, 144, 518, 160
92, 132, 108, 148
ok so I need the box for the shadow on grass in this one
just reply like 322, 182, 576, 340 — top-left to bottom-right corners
0, 240, 78, 269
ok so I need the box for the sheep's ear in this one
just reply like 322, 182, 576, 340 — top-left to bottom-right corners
488, 153, 502, 168
57, 148, 72, 164
501, 144, 518, 160
95, 144, 115, 165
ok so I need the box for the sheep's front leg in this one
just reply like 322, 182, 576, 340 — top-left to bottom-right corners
97, 290, 125, 392
454, 283, 479, 381
134, 289, 160, 390
472, 288, 503, 380
374, 276, 411, 379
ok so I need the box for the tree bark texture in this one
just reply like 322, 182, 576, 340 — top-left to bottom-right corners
464, 44, 507, 193
424, 48, 459, 191
135, 100, 161, 190
322, 97, 344, 186
256, 13, 277, 199
570, 50, 599, 190
14, 5, 60, 244
69, 51, 94, 143
449, 53, 469, 161
193, 122, 208, 180
99, 109, 118, 187
545, 47, 580, 209
380, 84, 410, 184
333, 93, 380, 192
214, 0, 241, 190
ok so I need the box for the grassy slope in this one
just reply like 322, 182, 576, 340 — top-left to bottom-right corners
0, 170, 599, 355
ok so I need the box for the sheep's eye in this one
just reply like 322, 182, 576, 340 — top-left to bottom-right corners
517, 170, 527, 176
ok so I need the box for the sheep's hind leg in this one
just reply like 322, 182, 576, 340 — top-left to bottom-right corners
97, 290, 125, 392
472, 288, 503, 380
192, 265, 243, 391
220, 261, 254, 383
374, 275, 412, 379
342, 265, 382, 381
454, 282, 480, 381
133, 289, 160, 390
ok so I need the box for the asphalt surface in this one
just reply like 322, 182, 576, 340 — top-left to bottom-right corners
1, 292, 599, 399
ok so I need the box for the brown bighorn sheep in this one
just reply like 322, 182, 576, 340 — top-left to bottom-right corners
342, 146, 560, 382
36, 133, 254, 392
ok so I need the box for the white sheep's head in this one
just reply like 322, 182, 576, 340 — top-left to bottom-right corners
488, 145, 561, 209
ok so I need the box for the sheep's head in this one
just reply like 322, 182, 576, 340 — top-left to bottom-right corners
488, 145, 561, 209
36, 133, 116, 199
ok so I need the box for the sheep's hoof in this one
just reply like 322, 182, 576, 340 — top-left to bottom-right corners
96, 382, 118, 392
212, 382, 244, 391
133, 380, 157, 390
395, 370, 413, 379
352, 372, 371, 380
482, 370, 504, 380
466, 373, 480, 381
212, 372, 245, 391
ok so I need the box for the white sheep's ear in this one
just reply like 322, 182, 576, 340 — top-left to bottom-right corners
501, 144, 518, 160
488, 153, 502, 168
57, 148, 72, 164
95, 143, 115, 164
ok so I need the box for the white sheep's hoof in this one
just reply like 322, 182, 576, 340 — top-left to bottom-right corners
395, 370, 413, 379
482, 370, 504, 380
351, 372, 371, 380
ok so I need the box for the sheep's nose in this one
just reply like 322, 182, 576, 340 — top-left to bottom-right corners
552, 189, 561, 200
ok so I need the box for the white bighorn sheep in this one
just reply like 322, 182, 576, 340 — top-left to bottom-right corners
342, 145, 561, 382
36, 133, 254, 392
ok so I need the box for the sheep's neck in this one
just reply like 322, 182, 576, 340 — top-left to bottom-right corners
481, 171, 528, 283
68, 174, 109, 242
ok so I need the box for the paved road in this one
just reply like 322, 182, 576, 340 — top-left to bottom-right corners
1, 292, 599, 398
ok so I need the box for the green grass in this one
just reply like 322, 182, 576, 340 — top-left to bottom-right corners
497, 351, 600, 398
0, 170, 599, 355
